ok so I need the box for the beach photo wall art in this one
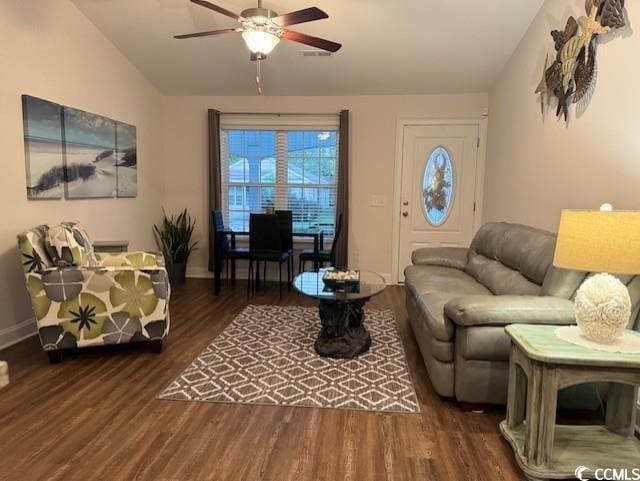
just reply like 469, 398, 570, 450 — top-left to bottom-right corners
116, 122, 137, 198
22, 95, 137, 200
22, 96, 65, 199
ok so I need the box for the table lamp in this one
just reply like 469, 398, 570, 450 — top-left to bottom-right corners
553, 205, 640, 343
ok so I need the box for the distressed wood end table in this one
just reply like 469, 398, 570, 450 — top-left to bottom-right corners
501, 324, 640, 481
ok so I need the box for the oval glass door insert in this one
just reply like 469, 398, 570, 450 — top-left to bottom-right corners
422, 146, 454, 226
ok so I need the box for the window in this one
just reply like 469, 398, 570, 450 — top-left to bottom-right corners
221, 125, 339, 236
422, 146, 454, 226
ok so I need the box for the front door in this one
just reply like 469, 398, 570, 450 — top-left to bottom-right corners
397, 124, 479, 281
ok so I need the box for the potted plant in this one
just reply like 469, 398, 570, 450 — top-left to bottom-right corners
153, 208, 198, 285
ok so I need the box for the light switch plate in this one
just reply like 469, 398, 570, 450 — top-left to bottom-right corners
371, 194, 385, 207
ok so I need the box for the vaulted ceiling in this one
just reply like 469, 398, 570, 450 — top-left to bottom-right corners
71, 0, 543, 95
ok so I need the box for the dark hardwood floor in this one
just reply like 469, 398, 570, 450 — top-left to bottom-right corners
0, 279, 525, 481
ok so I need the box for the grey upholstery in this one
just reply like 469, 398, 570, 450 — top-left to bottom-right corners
412, 247, 469, 270
405, 222, 640, 405
445, 295, 576, 327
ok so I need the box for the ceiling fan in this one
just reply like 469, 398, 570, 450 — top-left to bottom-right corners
175, 1, 341, 57
175, 0, 341, 93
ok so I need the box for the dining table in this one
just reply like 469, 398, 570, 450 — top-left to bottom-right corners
214, 228, 324, 295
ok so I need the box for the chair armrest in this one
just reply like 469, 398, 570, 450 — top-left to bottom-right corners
37, 264, 170, 312
444, 295, 576, 327
96, 251, 165, 269
411, 247, 469, 270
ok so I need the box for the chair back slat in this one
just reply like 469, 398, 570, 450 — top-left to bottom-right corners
250, 214, 282, 255
212, 211, 228, 254
275, 210, 293, 252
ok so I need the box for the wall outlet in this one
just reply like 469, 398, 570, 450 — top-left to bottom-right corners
371, 194, 385, 207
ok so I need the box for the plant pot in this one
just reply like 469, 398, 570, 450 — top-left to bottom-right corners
167, 262, 187, 285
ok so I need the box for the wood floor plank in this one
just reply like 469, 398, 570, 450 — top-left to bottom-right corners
0, 279, 525, 480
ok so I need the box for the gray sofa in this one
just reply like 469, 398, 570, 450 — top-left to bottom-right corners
405, 222, 640, 405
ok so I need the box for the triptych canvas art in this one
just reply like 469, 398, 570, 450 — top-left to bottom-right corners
22, 95, 137, 200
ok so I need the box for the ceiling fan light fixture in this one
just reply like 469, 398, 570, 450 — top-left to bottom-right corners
241, 29, 280, 54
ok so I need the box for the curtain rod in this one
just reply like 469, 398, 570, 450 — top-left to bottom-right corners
220, 112, 340, 116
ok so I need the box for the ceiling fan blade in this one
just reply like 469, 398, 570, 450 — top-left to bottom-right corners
190, 0, 244, 21
174, 27, 241, 39
281, 30, 342, 52
272, 7, 328, 27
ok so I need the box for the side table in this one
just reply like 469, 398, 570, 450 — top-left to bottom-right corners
93, 240, 129, 253
501, 324, 640, 481
0, 361, 8, 389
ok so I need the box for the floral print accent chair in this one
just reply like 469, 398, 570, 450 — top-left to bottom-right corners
18, 222, 170, 363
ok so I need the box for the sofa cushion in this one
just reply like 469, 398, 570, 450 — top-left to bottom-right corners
404, 265, 491, 298
465, 252, 541, 296
465, 222, 559, 295
469, 222, 556, 285
46, 222, 98, 268
444, 295, 576, 327
540, 266, 588, 299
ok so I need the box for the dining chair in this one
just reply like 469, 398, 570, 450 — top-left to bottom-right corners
212, 211, 250, 290
299, 213, 343, 272
275, 210, 294, 285
248, 214, 292, 298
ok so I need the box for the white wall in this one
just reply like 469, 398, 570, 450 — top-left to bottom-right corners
161, 94, 488, 281
0, 0, 164, 348
484, 0, 640, 231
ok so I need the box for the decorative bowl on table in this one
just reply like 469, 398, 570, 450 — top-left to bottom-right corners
322, 269, 360, 291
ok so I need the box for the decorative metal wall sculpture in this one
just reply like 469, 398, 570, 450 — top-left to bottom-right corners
535, 0, 627, 122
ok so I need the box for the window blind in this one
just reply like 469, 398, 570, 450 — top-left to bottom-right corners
219, 116, 339, 237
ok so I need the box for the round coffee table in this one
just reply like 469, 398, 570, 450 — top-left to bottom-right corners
293, 270, 386, 359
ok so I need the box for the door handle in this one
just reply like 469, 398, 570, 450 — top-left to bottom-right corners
402, 211, 409, 217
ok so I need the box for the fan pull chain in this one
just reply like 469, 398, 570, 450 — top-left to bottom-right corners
256, 58, 262, 95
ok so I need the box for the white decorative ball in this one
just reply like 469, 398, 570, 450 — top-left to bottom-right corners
575, 273, 631, 343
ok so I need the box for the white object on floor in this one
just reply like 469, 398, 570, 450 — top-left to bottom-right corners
575, 273, 631, 343
555, 326, 640, 353
0, 361, 8, 389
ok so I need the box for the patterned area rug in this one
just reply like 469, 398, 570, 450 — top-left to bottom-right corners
159, 305, 420, 413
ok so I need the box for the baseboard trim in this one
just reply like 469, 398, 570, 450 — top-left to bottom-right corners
186, 267, 214, 279
0, 317, 38, 351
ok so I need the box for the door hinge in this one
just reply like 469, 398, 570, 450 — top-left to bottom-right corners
477, 137, 480, 148
473, 202, 476, 212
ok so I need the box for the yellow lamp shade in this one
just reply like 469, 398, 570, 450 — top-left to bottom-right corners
553, 210, 640, 274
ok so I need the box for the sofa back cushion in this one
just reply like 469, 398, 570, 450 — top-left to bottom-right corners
465, 223, 558, 295
46, 221, 98, 268
465, 252, 541, 295
540, 266, 587, 299
17, 225, 54, 273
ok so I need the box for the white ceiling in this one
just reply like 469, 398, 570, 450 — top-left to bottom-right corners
71, 0, 543, 96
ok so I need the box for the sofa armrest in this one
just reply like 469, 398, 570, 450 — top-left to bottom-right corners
411, 247, 469, 270
444, 295, 575, 327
